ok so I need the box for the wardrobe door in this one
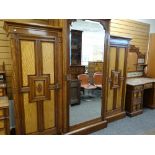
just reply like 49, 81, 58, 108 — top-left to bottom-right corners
4, 21, 63, 135
17, 37, 60, 135
106, 36, 131, 121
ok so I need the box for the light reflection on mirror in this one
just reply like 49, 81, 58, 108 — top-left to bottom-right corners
69, 20, 105, 126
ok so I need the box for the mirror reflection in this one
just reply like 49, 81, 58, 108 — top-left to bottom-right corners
69, 20, 105, 126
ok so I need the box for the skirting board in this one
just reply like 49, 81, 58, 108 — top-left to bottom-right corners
65, 120, 107, 135
106, 112, 126, 123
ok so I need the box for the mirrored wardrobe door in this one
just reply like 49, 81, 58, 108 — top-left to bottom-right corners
68, 19, 106, 127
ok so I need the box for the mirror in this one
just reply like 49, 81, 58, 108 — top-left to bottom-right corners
127, 45, 146, 77
69, 20, 105, 126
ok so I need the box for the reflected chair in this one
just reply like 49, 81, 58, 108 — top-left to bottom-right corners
93, 72, 103, 89
77, 74, 96, 96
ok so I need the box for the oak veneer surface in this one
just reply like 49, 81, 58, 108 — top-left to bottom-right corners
107, 47, 116, 111
106, 36, 130, 120
147, 33, 155, 78
4, 21, 63, 135
117, 48, 125, 108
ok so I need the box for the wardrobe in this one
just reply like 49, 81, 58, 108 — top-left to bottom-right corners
4, 20, 131, 135
4, 21, 63, 135
106, 36, 131, 122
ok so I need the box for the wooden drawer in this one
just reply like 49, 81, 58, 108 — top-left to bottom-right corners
0, 129, 5, 135
0, 110, 4, 117
134, 85, 143, 90
0, 120, 4, 129
133, 97, 142, 105
144, 83, 153, 89
133, 91, 143, 97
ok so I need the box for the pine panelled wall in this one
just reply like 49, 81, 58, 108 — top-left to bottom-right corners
0, 20, 12, 99
0, 19, 150, 99
0, 20, 49, 99
110, 19, 150, 54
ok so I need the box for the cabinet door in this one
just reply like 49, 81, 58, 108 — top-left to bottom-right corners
17, 36, 62, 134
106, 46, 127, 116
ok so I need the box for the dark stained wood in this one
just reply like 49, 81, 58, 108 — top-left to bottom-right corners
125, 85, 144, 116
70, 30, 82, 66
70, 65, 85, 79
37, 101, 44, 132
65, 19, 111, 135
106, 111, 126, 122
69, 79, 80, 105
143, 85, 155, 109
66, 118, 107, 135
126, 82, 155, 117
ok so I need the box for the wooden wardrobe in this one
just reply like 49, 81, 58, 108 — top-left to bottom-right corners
106, 36, 131, 122
3, 20, 131, 135
4, 21, 63, 135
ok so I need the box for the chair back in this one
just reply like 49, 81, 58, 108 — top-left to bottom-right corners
93, 72, 103, 85
78, 74, 89, 86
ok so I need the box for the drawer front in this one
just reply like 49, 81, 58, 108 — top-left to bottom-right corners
133, 104, 141, 111
132, 90, 143, 99
133, 98, 142, 105
0, 129, 5, 135
134, 85, 143, 90
0, 110, 4, 117
144, 83, 153, 89
0, 120, 4, 129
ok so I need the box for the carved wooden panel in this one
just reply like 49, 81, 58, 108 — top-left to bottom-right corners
29, 75, 50, 102
110, 70, 121, 89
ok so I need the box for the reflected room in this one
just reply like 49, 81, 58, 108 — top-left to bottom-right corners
69, 20, 105, 126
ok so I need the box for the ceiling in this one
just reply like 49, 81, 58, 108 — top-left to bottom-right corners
70, 20, 105, 32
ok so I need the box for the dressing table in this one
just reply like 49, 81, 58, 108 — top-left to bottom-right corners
126, 78, 155, 116
125, 45, 155, 116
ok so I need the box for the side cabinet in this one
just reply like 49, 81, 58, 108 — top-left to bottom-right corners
106, 36, 131, 122
4, 21, 63, 135
125, 85, 143, 116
